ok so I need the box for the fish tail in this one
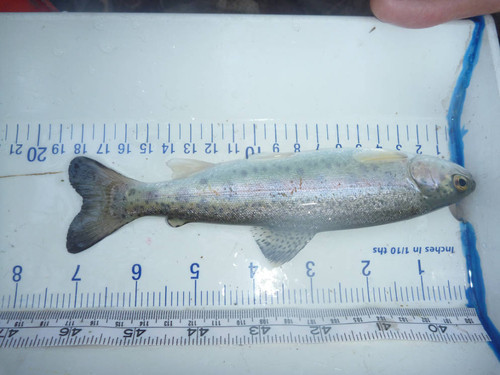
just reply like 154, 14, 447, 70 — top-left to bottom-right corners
66, 157, 139, 253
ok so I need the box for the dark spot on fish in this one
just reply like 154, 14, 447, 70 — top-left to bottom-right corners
297, 168, 304, 175
199, 178, 208, 185
129, 188, 136, 195
241, 170, 248, 177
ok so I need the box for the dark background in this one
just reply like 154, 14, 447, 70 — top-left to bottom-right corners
51, 0, 375, 15
50, 0, 500, 35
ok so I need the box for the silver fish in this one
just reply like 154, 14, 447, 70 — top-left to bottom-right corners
66, 149, 475, 264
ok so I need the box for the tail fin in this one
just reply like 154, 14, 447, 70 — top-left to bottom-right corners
66, 157, 139, 253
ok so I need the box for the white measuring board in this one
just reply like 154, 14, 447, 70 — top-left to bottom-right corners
0, 121, 469, 311
1, 12, 500, 375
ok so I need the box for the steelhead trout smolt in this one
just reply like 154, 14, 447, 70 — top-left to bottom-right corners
66, 149, 475, 265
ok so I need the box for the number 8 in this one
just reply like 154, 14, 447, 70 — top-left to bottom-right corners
12, 265, 22, 282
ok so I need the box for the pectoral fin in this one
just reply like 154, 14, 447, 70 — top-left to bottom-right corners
251, 227, 315, 266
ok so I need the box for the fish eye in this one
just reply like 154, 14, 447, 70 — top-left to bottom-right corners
453, 174, 468, 192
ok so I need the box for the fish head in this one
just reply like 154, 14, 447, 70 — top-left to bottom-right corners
409, 155, 475, 206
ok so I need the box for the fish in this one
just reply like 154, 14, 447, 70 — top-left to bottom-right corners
66, 149, 475, 265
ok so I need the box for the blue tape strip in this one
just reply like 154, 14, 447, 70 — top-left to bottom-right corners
461, 222, 500, 358
447, 16, 500, 360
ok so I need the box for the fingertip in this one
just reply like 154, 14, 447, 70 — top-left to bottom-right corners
370, 0, 454, 29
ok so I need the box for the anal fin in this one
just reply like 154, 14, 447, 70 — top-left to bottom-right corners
251, 227, 315, 266
167, 217, 189, 228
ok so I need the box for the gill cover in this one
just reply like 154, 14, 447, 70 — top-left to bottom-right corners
409, 155, 475, 202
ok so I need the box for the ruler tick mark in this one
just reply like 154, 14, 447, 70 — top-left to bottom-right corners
253, 123, 256, 146
36, 124, 42, 147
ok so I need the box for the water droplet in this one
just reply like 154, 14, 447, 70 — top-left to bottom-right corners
52, 47, 64, 56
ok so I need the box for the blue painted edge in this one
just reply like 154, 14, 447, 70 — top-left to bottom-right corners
447, 16, 500, 360
461, 222, 500, 359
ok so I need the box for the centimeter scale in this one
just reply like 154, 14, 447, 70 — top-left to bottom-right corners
0, 121, 490, 347
0, 307, 489, 348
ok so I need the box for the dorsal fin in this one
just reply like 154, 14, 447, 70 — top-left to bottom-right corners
354, 149, 408, 163
249, 152, 295, 161
167, 159, 215, 179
